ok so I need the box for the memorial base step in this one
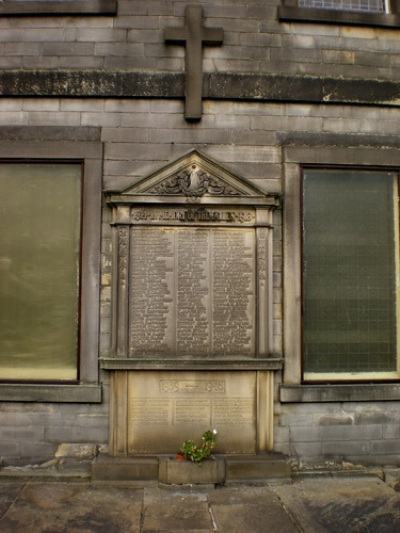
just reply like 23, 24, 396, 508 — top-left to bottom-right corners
92, 455, 159, 484
224, 453, 291, 484
92, 453, 291, 485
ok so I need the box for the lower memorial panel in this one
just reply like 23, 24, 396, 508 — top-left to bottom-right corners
127, 371, 257, 454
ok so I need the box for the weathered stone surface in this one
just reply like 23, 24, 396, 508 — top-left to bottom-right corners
0, 483, 142, 533
210, 486, 298, 533
277, 132, 400, 148
92, 454, 159, 482
1, 477, 400, 532
274, 477, 400, 533
225, 454, 291, 483
209, 73, 323, 102
119, 371, 258, 455
55, 443, 97, 459
0, 126, 100, 142
0, 71, 184, 98
0, 484, 23, 519
0, 71, 399, 108
142, 487, 211, 532
159, 456, 225, 485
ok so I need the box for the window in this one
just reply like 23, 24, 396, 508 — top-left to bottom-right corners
0, 163, 82, 381
302, 168, 400, 381
279, 0, 400, 28
0, 134, 102, 402
299, 0, 386, 14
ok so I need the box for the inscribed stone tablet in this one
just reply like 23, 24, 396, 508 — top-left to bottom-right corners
127, 371, 257, 454
129, 227, 256, 357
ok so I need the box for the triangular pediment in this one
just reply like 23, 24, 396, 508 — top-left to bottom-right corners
121, 149, 267, 199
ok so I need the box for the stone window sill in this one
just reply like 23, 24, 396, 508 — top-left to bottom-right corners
278, 6, 400, 28
280, 384, 400, 402
0, 1, 117, 17
0, 383, 102, 403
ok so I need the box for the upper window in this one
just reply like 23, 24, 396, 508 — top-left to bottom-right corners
0, 163, 81, 382
279, 0, 400, 28
302, 168, 400, 381
299, 0, 387, 13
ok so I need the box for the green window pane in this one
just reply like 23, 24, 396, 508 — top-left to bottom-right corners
0, 163, 81, 381
303, 169, 399, 376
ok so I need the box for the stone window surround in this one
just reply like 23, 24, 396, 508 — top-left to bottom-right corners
0, 131, 103, 403
0, 1, 117, 17
279, 0, 400, 28
281, 145, 400, 403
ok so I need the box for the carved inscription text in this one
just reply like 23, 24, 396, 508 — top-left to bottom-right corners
129, 227, 255, 357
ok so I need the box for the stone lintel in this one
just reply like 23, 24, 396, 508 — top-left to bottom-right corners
0, 71, 399, 107
106, 194, 280, 208
100, 358, 284, 371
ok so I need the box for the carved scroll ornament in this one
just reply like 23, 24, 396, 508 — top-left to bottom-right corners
150, 165, 241, 197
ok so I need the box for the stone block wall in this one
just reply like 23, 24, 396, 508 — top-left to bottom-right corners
0, 0, 398, 78
0, 0, 400, 468
0, 394, 109, 466
275, 402, 400, 468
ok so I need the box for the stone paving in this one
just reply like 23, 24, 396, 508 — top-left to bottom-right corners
1, 476, 400, 532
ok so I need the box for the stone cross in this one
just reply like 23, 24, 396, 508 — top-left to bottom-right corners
165, 5, 223, 121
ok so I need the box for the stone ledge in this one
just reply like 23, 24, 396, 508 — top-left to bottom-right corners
0, 1, 117, 17
292, 468, 384, 481
0, 466, 91, 483
280, 384, 400, 403
100, 358, 284, 371
0, 71, 399, 107
0, 384, 102, 403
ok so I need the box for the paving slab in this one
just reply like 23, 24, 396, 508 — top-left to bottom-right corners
142, 487, 212, 532
0, 483, 24, 518
1, 475, 400, 532
273, 476, 400, 533
209, 486, 298, 533
0, 482, 143, 533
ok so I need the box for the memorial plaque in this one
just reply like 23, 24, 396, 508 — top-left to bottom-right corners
129, 225, 256, 357
126, 371, 257, 454
106, 150, 281, 457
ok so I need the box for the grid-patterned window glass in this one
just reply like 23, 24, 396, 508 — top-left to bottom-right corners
299, 0, 386, 13
0, 163, 82, 381
303, 169, 399, 379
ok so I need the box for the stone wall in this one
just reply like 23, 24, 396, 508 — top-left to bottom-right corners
0, 0, 400, 468
0, 394, 109, 466
275, 401, 400, 469
0, 0, 398, 79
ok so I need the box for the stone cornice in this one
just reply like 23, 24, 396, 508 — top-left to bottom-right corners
0, 70, 399, 107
